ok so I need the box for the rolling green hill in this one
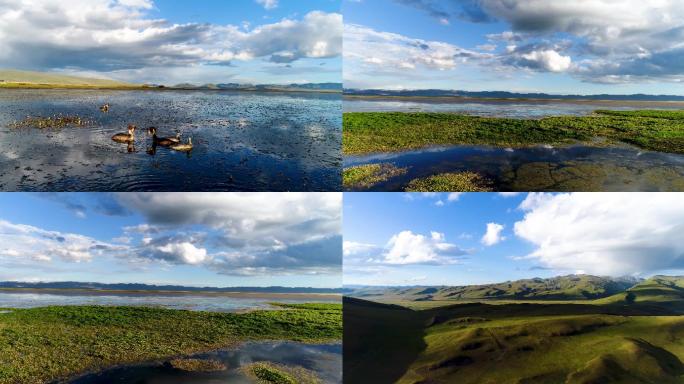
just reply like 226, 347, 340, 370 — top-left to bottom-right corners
598, 276, 684, 309
0, 69, 140, 89
345, 275, 684, 384
350, 275, 639, 303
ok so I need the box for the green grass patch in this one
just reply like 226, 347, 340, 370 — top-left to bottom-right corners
343, 111, 684, 155
0, 304, 341, 384
343, 163, 408, 190
243, 361, 321, 384
404, 172, 493, 192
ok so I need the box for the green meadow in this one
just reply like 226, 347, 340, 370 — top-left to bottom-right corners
342, 110, 684, 155
344, 276, 684, 384
0, 303, 341, 384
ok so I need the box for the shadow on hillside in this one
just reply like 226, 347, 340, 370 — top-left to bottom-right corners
425, 300, 682, 320
343, 297, 428, 384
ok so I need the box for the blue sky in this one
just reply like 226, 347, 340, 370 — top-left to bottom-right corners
344, 0, 684, 95
0, 0, 341, 85
343, 193, 684, 286
0, 193, 342, 288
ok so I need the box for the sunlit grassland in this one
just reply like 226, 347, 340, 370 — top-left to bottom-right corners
343, 110, 684, 155
345, 277, 684, 384
0, 303, 341, 384
399, 314, 684, 384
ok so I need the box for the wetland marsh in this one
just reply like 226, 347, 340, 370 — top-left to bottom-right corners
0, 89, 342, 192
0, 303, 342, 384
343, 109, 684, 191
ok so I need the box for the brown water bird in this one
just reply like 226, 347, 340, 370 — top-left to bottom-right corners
100, 103, 110, 113
148, 127, 181, 146
112, 124, 136, 142
170, 137, 193, 152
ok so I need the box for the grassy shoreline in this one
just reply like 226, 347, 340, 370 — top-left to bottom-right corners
0, 303, 341, 384
343, 110, 684, 155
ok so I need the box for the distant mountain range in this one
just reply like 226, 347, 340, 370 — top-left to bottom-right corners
345, 88, 684, 102
170, 82, 342, 92
0, 281, 346, 294
347, 275, 645, 301
0, 69, 341, 92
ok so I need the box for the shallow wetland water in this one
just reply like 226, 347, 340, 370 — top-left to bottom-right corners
68, 342, 342, 384
0, 90, 341, 191
345, 144, 684, 191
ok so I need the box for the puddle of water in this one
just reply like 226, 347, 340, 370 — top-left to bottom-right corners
344, 98, 684, 118
0, 292, 339, 313
0, 89, 342, 191
345, 145, 684, 192
68, 342, 342, 384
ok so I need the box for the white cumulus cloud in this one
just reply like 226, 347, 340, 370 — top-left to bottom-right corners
0, 1, 341, 83
0, 219, 122, 263
514, 193, 684, 276
481, 223, 505, 246
384, 231, 463, 265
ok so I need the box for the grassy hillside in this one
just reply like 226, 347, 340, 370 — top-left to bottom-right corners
350, 275, 639, 303
598, 276, 684, 309
0, 303, 341, 384
0, 69, 141, 89
342, 111, 684, 155
344, 294, 684, 384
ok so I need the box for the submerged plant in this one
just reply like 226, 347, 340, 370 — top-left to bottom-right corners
9, 114, 90, 129
168, 358, 226, 372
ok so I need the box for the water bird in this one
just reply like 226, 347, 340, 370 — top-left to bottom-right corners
112, 125, 136, 142
147, 127, 181, 146
170, 138, 193, 152
100, 103, 109, 113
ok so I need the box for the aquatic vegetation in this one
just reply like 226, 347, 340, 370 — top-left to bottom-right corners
503, 161, 684, 192
405, 172, 493, 192
0, 304, 341, 384
9, 115, 90, 129
167, 358, 226, 372
343, 163, 408, 189
343, 111, 684, 155
243, 362, 321, 384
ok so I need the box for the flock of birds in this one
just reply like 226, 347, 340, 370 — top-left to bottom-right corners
103, 104, 193, 152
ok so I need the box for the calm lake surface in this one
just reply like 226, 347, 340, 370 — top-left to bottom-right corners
70, 342, 342, 384
0, 291, 339, 312
344, 97, 684, 118
0, 90, 341, 191
345, 144, 684, 192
